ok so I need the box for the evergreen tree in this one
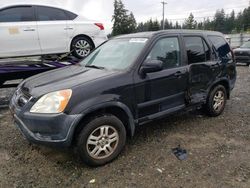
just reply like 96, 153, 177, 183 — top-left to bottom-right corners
197, 22, 203, 30
127, 12, 137, 33
183, 13, 197, 29
235, 12, 244, 32
111, 0, 136, 36
214, 9, 226, 32
114, 3, 250, 35
174, 21, 181, 29
148, 19, 154, 31
163, 19, 170, 29
242, 7, 250, 32
228, 10, 235, 33
137, 22, 145, 32
152, 20, 160, 31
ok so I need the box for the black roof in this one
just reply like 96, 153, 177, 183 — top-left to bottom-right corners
115, 30, 223, 39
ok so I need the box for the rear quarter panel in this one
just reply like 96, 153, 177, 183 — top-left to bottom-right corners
68, 19, 107, 49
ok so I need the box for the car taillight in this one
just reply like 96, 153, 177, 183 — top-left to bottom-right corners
94, 23, 104, 30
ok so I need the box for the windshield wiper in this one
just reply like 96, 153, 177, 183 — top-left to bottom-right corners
85, 65, 105, 70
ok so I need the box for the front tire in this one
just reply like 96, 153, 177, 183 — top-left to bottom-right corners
205, 85, 227, 117
71, 36, 94, 59
76, 114, 126, 166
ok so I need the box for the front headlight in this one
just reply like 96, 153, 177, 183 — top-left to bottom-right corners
30, 89, 72, 114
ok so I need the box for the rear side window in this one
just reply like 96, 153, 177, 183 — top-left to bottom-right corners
184, 36, 211, 64
0, 6, 35, 22
64, 10, 78, 20
146, 37, 181, 69
36, 6, 68, 21
208, 35, 231, 58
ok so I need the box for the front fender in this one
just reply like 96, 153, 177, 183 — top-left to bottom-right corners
84, 101, 135, 136
69, 96, 136, 137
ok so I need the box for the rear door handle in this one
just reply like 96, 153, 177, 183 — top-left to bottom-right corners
64, 27, 74, 30
211, 63, 219, 71
23, 28, 35, 31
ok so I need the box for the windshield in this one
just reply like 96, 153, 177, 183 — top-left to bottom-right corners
80, 38, 148, 70
241, 41, 250, 48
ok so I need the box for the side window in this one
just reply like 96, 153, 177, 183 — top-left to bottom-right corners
208, 35, 231, 58
36, 6, 68, 21
0, 6, 34, 22
64, 10, 78, 20
146, 37, 181, 69
184, 36, 211, 64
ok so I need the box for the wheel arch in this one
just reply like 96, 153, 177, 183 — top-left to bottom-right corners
208, 79, 230, 99
70, 34, 95, 51
71, 102, 136, 145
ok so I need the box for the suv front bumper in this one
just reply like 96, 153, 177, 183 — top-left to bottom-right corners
235, 56, 250, 63
9, 98, 82, 148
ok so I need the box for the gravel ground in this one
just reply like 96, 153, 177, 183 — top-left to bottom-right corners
0, 66, 249, 188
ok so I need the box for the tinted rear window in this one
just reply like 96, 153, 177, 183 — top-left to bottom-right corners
208, 35, 231, 58
65, 10, 77, 20
0, 6, 34, 22
184, 36, 211, 64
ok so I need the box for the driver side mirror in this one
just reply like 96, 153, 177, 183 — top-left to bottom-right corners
140, 60, 163, 77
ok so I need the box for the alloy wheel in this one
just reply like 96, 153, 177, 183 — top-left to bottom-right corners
213, 90, 225, 112
75, 40, 91, 57
86, 125, 119, 160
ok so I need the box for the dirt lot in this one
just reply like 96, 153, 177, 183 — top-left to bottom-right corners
0, 66, 249, 188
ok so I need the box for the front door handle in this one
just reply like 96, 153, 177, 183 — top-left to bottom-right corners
174, 71, 183, 78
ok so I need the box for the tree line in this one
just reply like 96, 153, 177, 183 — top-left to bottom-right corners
111, 0, 250, 36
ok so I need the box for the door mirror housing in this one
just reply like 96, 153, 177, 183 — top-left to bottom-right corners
140, 60, 163, 76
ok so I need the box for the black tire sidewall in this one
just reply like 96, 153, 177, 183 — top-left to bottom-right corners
77, 114, 126, 166
206, 85, 227, 117
71, 37, 94, 59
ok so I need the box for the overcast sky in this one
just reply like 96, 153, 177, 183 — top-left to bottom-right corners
0, 0, 249, 33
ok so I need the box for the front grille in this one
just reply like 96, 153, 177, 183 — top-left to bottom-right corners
17, 95, 29, 107
15, 88, 31, 108
21, 86, 31, 99
234, 51, 250, 56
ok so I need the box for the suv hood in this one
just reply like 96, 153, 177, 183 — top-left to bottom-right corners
21, 65, 117, 96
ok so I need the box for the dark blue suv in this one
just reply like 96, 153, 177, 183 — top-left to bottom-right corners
10, 30, 236, 166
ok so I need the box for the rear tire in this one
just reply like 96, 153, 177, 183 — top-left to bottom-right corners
71, 36, 94, 59
205, 85, 227, 117
76, 114, 126, 167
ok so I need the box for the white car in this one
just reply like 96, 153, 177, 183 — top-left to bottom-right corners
0, 4, 108, 59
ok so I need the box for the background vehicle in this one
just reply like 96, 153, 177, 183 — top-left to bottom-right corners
0, 4, 107, 59
10, 30, 236, 166
233, 41, 250, 66
0, 56, 79, 88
